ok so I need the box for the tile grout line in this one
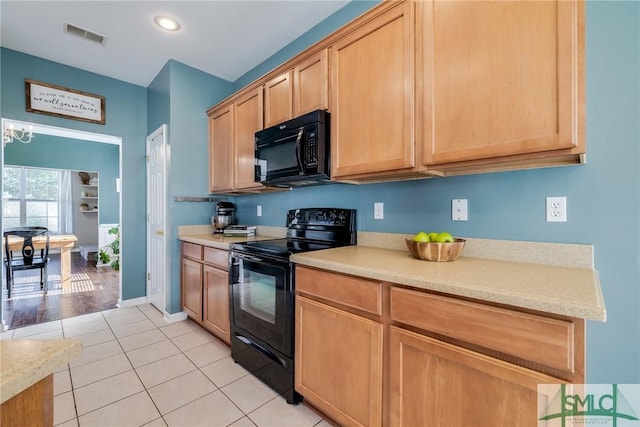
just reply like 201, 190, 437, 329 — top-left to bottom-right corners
23, 303, 328, 427
65, 307, 149, 425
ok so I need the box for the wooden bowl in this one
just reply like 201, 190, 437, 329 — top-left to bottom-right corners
405, 236, 466, 262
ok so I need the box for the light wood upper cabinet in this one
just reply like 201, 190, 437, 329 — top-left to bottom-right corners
265, 49, 329, 128
207, 0, 585, 184
389, 327, 562, 427
330, 1, 415, 178
420, 0, 584, 167
233, 87, 264, 191
264, 70, 293, 128
208, 104, 234, 193
294, 49, 329, 117
208, 85, 264, 193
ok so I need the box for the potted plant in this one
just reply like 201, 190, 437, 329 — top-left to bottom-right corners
97, 225, 120, 270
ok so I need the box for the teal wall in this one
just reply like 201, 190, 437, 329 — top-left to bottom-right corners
1, 47, 147, 301
148, 60, 233, 313
230, 1, 640, 384
234, 0, 380, 89
4, 134, 119, 224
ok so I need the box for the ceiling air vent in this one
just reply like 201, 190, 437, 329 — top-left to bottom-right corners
63, 23, 107, 45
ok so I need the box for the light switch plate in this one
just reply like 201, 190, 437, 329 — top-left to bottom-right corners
452, 199, 468, 221
257, 205, 262, 217
374, 202, 384, 220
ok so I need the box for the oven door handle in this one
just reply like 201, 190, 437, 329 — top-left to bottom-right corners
231, 252, 266, 263
236, 335, 286, 367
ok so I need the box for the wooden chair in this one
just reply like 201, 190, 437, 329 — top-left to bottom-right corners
3, 227, 50, 299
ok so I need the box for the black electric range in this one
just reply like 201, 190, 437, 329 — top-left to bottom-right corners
230, 207, 356, 260
228, 207, 356, 404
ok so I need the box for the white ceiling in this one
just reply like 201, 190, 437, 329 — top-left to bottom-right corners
0, 0, 351, 87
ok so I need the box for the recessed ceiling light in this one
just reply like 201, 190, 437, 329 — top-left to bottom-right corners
153, 15, 181, 32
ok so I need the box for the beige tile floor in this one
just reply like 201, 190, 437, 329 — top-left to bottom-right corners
1, 304, 335, 427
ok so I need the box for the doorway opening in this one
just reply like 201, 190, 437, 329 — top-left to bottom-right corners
1, 118, 122, 330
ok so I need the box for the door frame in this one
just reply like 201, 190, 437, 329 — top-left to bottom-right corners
0, 118, 123, 331
146, 124, 169, 315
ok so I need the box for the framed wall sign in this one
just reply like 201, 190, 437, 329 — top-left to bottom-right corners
25, 79, 105, 125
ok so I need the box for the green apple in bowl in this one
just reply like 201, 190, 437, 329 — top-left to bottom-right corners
435, 232, 454, 243
428, 232, 439, 242
412, 231, 430, 242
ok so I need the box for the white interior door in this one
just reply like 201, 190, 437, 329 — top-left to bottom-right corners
147, 125, 168, 312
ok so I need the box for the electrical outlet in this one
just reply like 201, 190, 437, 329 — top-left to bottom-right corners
546, 196, 567, 222
452, 199, 468, 221
257, 205, 262, 217
374, 202, 384, 220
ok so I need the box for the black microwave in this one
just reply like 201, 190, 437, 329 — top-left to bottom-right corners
255, 109, 330, 188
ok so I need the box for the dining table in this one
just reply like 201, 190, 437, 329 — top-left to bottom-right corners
4, 234, 78, 289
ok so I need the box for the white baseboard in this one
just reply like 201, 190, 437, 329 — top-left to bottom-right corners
164, 311, 188, 323
117, 296, 148, 308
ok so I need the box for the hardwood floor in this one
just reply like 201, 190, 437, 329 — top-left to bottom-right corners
2, 251, 120, 330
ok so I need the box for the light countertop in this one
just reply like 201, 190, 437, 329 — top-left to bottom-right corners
178, 225, 286, 250
1, 339, 82, 403
178, 226, 605, 322
291, 245, 606, 322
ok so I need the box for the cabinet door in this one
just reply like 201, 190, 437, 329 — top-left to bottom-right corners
208, 103, 234, 192
181, 258, 203, 320
421, 0, 582, 165
264, 70, 293, 128
330, 1, 415, 178
234, 87, 264, 190
389, 326, 562, 427
203, 264, 230, 344
295, 296, 383, 427
293, 49, 329, 117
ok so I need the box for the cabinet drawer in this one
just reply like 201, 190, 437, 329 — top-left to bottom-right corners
182, 242, 203, 260
296, 266, 382, 315
204, 247, 228, 271
390, 287, 575, 373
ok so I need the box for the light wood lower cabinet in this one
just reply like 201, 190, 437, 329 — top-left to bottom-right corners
203, 264, 230, 342
389, 326, 561, 427
181, 257, 203, 320
295, 295, 383, 427
294, 266, 584, 427
181, 242, 230, 344
1, 375, 53, 427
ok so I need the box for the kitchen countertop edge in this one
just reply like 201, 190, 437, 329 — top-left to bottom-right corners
1, 339, 82, 403
178, 233, 280, 250
291, 246, 606, 322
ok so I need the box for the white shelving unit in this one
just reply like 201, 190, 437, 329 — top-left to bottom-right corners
79, 173, 99, 213
74, 171, 100, 261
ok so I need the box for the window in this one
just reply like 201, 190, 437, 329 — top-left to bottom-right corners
3, 166, 60, 232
